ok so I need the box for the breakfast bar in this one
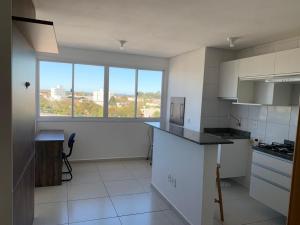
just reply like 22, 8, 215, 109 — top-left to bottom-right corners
145, 122, 233, 225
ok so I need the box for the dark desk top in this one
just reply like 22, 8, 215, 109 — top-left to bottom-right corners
35, 130, 65, 142
145, 122, 233, 145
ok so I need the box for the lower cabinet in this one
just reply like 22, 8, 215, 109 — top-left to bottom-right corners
250, 150, 292, 216
218, 139, 250, 178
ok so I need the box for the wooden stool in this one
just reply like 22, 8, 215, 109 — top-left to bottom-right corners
215, 164, 224, 222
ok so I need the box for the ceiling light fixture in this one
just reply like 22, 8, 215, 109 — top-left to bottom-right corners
119, 40, 127, 50
227, 37, 236, 48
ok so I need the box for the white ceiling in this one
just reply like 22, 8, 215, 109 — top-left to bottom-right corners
33, 0, 300, 58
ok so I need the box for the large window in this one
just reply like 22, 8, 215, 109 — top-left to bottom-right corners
108, 67, 136, 118
39, 61, 163, 119
137, 70, 162, 118
39, 61, 72, 117
74, 64, 104, 117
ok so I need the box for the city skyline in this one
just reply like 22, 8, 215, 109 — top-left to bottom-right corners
40, 61, 163, 95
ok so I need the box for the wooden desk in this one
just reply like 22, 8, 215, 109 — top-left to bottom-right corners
35, 130, 64, 187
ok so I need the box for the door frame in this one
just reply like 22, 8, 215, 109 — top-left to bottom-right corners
287, 106, 300, 225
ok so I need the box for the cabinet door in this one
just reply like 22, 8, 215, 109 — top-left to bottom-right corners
239, 53, 275, 78
218, 60, 238, 99
219, 139, 250, 178
275, 48, 300, 75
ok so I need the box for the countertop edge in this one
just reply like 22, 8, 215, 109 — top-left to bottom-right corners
145, 122, 233, 145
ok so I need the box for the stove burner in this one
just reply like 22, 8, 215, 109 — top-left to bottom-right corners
255, 140, 294, 160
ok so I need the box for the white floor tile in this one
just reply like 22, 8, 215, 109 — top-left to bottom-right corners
130, 167, 152, 179
34, 202, 68, 225
218, 197, 282, 225
105, 179, 145, 196
68, 182, 108, 200
163, 210, 189, 225
97, 161, 125, 171
69, 171, 102, 184
35, 184, 67, 204
220, 179, 249, 202
99, 168, 135, 181
248, 217, 286, 225
137, 178, 153, 192
122, 160, 151, 170
120, 211, 172, 225
71, 162, 99, 173
111, 192, 169, 216
68, 197, 117, 223
69, 217, 121, 225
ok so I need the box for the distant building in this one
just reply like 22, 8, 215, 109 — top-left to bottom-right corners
140, 107, 160, 117
51, 85, 65, 101
93, 89, 104, 105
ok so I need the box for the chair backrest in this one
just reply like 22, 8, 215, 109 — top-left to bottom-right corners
67, 133, 76, 157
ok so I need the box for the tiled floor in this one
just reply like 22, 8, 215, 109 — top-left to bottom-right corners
34, 160, 286, 225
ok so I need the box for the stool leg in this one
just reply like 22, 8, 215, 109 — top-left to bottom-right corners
216, 165, 224, 222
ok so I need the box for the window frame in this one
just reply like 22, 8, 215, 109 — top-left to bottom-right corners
37, 60, 165, 122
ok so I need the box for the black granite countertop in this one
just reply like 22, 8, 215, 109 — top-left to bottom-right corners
145, 122, 233, 145
204, 128, 250, 139
252, 146, 293, 162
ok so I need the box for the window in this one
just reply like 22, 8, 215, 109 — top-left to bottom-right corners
137, 70, 163, 118
39, 61, 72, 117
39, 61, 163, 119
108, 67, 136, 118
74, 64, 104, 117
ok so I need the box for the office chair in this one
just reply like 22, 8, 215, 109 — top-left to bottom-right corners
62, 133, 76, 182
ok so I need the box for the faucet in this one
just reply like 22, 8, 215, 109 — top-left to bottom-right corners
230, 114, 241, 127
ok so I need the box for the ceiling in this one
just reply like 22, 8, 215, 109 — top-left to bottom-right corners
33, 0, 300, 58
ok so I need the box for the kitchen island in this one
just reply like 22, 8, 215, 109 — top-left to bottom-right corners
145, 122, 233, 225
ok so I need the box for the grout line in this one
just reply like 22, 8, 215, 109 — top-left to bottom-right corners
241, 215, 286, 225
99, 165, 120, 218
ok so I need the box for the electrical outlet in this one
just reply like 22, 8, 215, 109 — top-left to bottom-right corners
168, 175, 177, 188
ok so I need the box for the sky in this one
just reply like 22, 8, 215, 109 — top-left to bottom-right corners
40, 61, 162, 95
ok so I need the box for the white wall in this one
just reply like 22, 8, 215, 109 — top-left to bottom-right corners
36, 47, 169, 160
167, 49, 206, 131
38, 121, 151, 160
200, 48, 236, 130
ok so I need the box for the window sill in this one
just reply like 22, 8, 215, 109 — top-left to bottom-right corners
36, 117, 162, 123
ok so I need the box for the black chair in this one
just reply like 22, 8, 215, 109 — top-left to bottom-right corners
62, 133, 76, 182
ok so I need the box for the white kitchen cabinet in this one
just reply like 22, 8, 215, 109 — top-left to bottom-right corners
275, 48, 300, 75
238, 53, 275, 78
218, 60, 239, 99
218, 139, 250, 178
250, 150, 292, 216
250, 176, 290, 216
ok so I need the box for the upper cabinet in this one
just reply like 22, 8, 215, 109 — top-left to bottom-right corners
218, 60, 239, 99
275, 48, 300, 75
238, 53, 275, 78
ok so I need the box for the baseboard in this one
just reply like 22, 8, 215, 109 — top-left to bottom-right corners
151, 183, 192, 225
69, 156, 148, 163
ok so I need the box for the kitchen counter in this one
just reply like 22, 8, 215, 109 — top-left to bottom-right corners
252, 146, 293, 162
145, 122, 233, 225
145, 122, 233, 145
204, 128, 250, 139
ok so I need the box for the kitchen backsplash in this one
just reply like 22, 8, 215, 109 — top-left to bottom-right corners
230, 105, 299, 143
